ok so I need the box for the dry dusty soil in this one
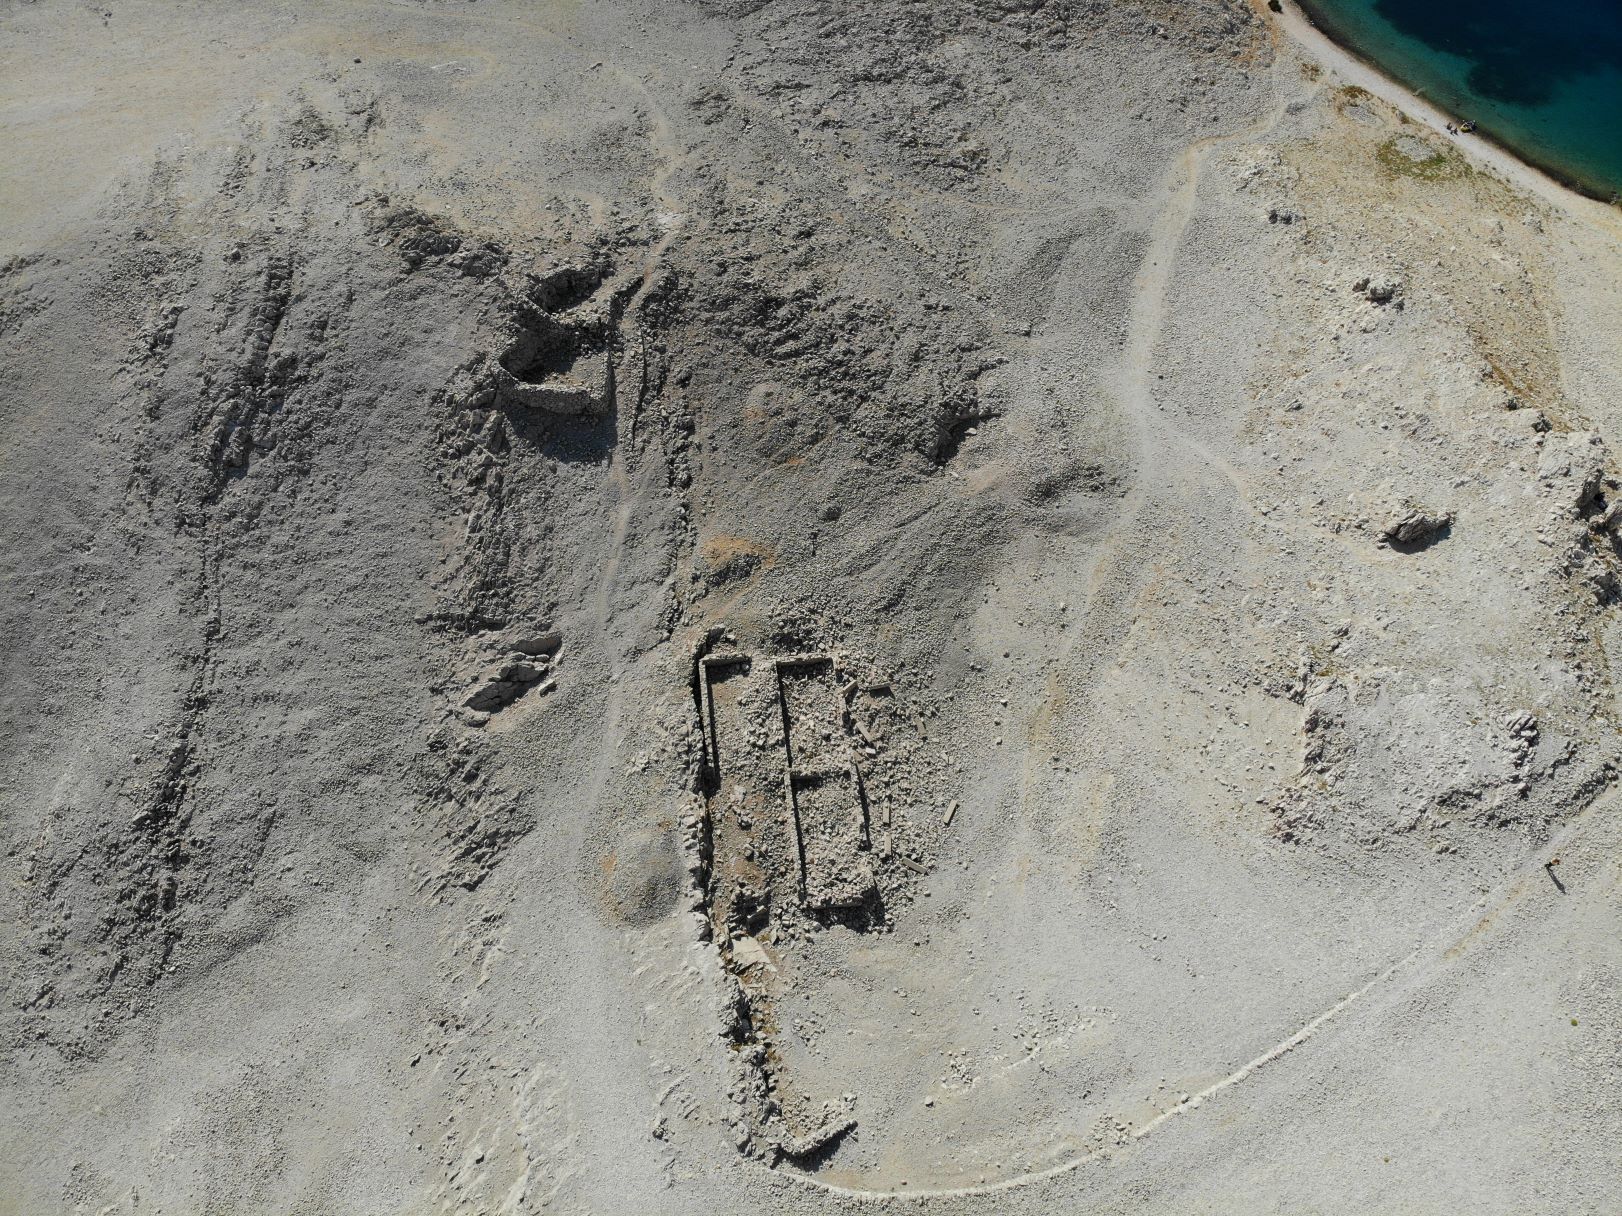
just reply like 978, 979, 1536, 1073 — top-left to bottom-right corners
3, 1, 1621, 1212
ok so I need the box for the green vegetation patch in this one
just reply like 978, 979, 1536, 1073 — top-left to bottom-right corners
1335, 83, 1381, 125
1375, 133, 1471, 182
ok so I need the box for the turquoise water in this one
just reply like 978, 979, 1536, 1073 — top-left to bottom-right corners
1296, 0, 1622, 200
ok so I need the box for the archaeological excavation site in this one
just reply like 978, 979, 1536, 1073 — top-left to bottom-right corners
2, 1, 1620, 1212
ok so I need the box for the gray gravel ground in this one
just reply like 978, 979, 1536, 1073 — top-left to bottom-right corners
3, 1, 1620, 1212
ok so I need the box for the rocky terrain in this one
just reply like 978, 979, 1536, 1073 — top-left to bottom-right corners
2, 1, 1621, 1212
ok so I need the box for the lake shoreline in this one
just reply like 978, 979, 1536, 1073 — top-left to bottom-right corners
1276, 0, 1621, 211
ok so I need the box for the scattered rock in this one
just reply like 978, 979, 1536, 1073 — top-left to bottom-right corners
775, 1115, 857, 1161
511, 631, 562, 657
497, 661, 546, 683
730, 935, 773, 971
1537, 431, 1608, 516
1354, 274, 1405, 307
1380, 508, 1451, 549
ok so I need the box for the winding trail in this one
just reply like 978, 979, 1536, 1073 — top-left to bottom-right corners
769, 25, 1615, 1192
774, 778, 1617, 1202
1040, 92, 1287, 728
765, 81, 1335, 1203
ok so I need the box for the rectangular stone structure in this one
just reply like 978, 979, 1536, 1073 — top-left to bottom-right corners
774, 655, 841, 769
700, 653, 752, 783
787, 761, 874, 911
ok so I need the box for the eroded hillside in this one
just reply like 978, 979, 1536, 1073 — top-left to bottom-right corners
2, 2, 1620, 1213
